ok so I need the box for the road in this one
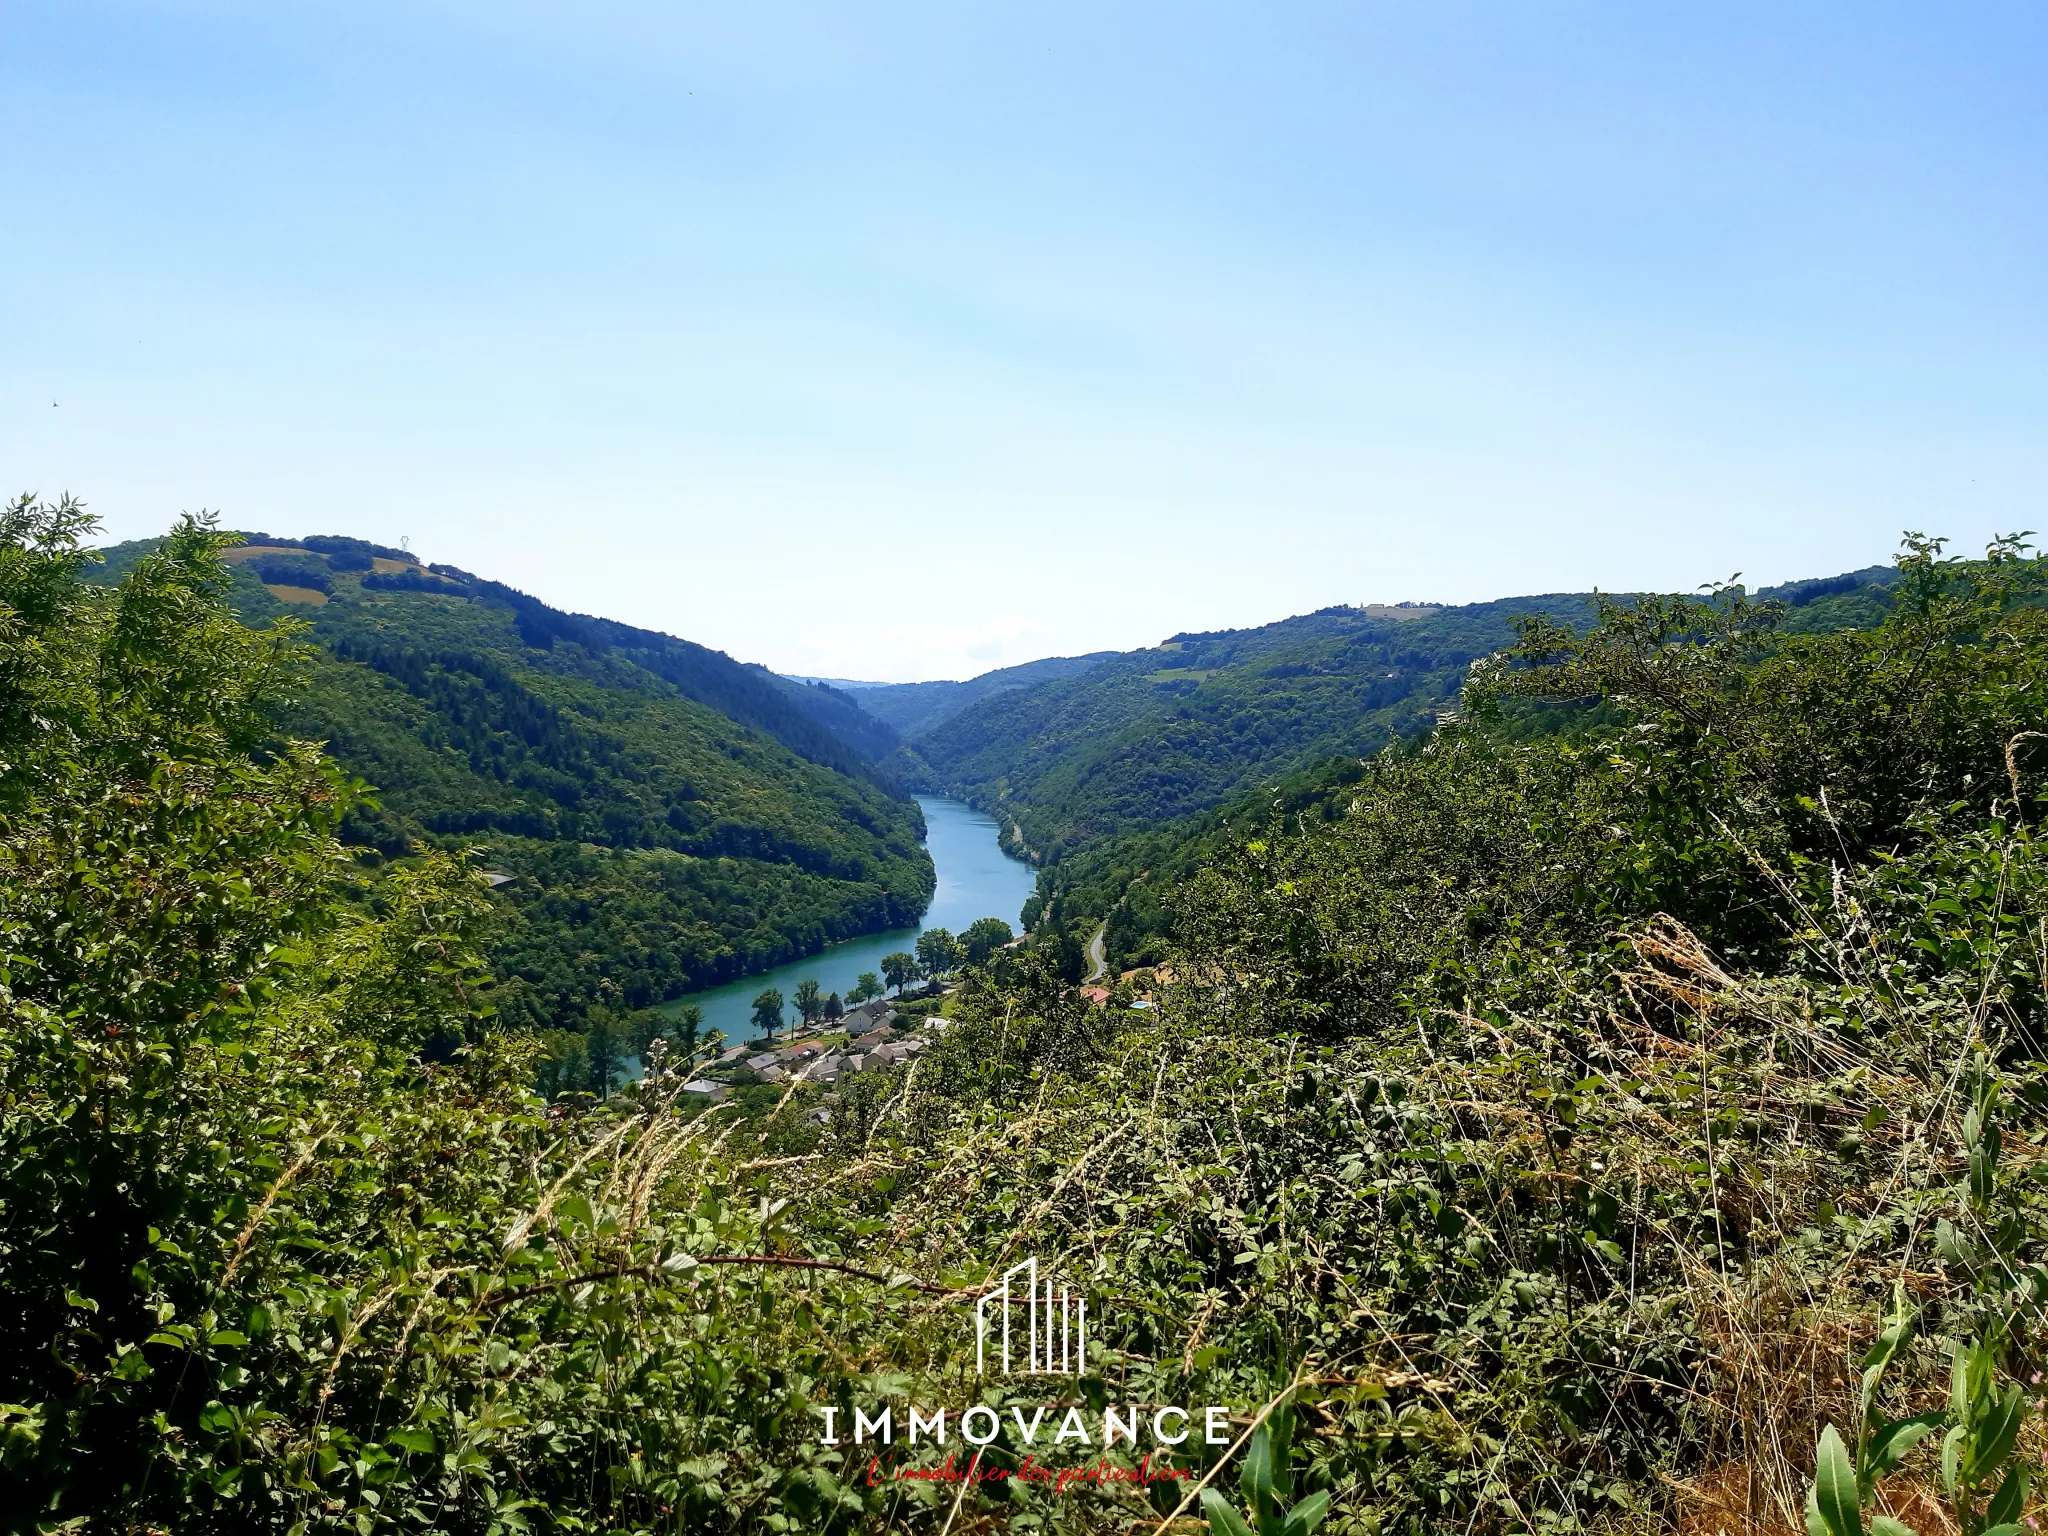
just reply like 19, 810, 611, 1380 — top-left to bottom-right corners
1084, 921, 1107, 983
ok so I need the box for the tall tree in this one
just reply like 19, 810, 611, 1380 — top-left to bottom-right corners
672, 1001, 705, 1059
750, 987, 784, 1041
849, 972, 883, 1005
822, 991, 844, 1021
628, 1002, 706, 1070
535, 1030, 586, 1102
915, 927, 961, 978
585, 1014, 624, 1099
960, 916, 1014, 965
792, 977, 823, 1027
879, 952, 921, 997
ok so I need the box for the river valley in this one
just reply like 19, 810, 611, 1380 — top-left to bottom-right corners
658, 795, 1036, 1047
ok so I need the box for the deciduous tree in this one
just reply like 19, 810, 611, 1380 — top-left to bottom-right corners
915, 927, 961, 978
750, 987, 784, 1039
792, 977, 822, 1027
880, 951, 920, 996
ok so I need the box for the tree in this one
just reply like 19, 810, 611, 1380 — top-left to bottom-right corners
626, 1002, 704, 1075
750, 987, 784, 1040
0, 501, 508, 1518
823, 991, 844, 1020
792, 977, 823, 1028
625, 1008, 665, 1065
960, 916, 1014, 965
673, 1001, 705, 1059
915, 927, 961, 979
585, 1014, 624, 1099
850, 972, 883, 1005
880, 952, 921, 996
1053, 928, 1088, 985
536, 1030, 586, 1101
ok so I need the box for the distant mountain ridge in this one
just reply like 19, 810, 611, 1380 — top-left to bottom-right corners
752, 670, 903, 765
892, 561, 1907, 866
834, 652, 1122, 739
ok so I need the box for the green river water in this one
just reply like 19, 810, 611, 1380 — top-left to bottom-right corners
657, 795, 1036, 1047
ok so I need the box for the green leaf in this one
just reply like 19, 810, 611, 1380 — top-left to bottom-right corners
1241, 1423, 1274, 1515
1281, 1491, 1333, 1536
1201, 1489, 1255, 1536
1860, 1311, 1913, 1375
1808, 1425, 1862, 1536
387, 1427, 436, 1455
1266, 1406, 1295, 1502
1862, 1412, 1943, 1486
1966, 1385, 2026, 1482
110, 1348, 152, 1383
1866, 1518, 1916, 1536
557, 1193, 594, 1233
1984, 1461, 2028, 1529
1858, 1305, 1916, 1420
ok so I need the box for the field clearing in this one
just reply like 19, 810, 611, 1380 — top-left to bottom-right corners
1355, 603, 1443, 619
263, 583, 328, 604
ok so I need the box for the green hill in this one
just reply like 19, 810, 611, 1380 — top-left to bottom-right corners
891, 597, 1608, 859
752, 668, 903, 763
917, 565, 1904, 971
844, 651, 1119, 738
89, 532, 934, 1032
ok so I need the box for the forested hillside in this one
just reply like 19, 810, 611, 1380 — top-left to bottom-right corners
88, 532, 934, 1032
14, 502, 2048, 1536
900, 570, 1903, 871
848, 651, 1118, 738
906, 568, 1903, 972
892, 598, 1601, 858
754, 668, 903, 763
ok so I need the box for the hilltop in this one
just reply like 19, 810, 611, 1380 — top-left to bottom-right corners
890, 595, 1605, 858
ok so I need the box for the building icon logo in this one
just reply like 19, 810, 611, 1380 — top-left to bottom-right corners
975, 1257, 1091, 1376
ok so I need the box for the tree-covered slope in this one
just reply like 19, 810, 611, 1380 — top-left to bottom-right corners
752, 667, 903, 763
957, 564, 1907, 972
891, 598, 1608, 859
848, 650, 1119, 738
89, 533, 935, 1029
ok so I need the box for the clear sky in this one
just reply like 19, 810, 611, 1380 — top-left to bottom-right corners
5, 3, 2044, 682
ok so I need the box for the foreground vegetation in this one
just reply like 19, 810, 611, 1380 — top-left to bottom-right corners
6, 500, 2048, 1535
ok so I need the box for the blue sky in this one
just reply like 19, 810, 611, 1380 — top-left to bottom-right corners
5, 2, 2044, 680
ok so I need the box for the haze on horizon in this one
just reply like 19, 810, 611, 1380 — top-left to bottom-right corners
4, 2, 2044, 683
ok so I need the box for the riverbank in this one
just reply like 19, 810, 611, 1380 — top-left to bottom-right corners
658, 796, 1035, 1047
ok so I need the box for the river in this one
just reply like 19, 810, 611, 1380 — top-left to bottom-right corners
657, 795, 1036, 1047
